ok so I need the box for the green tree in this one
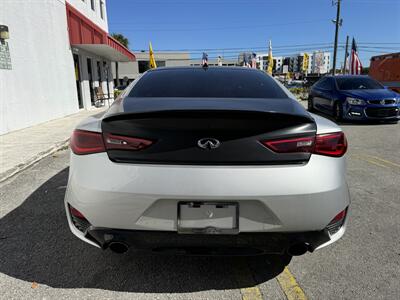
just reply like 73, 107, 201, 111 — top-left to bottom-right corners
111, 33, 130, 86
111, 33, 129, 48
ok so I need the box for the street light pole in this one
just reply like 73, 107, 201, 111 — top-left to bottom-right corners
332, 0, 342, 75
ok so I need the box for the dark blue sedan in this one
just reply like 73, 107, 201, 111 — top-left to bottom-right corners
308, 75, 400, 122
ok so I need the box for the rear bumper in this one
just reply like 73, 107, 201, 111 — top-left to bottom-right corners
85, 227, 332, 255
65, 152, 350, 250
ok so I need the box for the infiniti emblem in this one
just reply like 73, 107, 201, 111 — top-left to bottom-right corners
197, 138, 221, 150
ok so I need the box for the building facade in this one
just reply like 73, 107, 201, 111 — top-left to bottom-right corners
269, 51, 331, 75
112, 52, 190, 83
369, 52, 400, 93
0, 0, 135, 135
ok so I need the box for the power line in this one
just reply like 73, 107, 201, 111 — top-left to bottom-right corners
117, 19, 328, 32
132, 43, 339, 52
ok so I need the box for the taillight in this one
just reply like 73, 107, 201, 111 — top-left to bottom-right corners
70, 130, 105, 155
70, 130, 154, 155
103, 133, 153, 151
262, 136, 315, 153
314, 132, 347, 157
262, 132, 347, 157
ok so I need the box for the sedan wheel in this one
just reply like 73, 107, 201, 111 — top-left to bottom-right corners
334, 102, 343, 121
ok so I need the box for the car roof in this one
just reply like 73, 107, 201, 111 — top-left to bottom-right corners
146, 66, 264, 73
324, 75, 370, 80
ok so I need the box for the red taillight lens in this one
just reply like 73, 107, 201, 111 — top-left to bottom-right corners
103, 133, 153, 151
331, 209, 347, 223
70, 130, 105, 155
68, 204, 91, 233
314, 132, 347, 157
69, 204, 86, 219
262, 132, 347, 157
262, 136, 315, 153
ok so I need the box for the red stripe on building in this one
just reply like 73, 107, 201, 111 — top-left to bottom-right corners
66, 3, 135, 61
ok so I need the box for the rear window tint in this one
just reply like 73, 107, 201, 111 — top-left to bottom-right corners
129, 68, 287, 98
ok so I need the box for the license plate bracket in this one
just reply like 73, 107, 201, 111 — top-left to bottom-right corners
177, 202, 239, 234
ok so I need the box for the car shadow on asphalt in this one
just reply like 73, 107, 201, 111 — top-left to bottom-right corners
0, 168, 291, 293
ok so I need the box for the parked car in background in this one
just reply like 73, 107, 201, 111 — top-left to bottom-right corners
65, 67, 350, 257
284, 80, 304, 89
308, 75, 400, 123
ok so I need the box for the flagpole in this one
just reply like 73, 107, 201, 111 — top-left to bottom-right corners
343, 35, 349, 75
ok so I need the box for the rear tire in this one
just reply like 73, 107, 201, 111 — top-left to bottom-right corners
334, 102, 343, 122
307, 96, 315, 112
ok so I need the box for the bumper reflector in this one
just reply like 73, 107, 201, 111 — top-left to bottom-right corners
68, 204, 91, 233
326, 207, 348, 235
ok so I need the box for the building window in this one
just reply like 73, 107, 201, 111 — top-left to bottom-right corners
100, 0, 104, 19
91, 0, 95, 10
138, 61, 149, 74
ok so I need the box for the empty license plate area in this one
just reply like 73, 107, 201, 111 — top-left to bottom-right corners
177, 202, 239, 234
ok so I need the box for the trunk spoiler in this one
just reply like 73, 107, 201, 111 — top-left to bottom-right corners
104, 97, 313, 122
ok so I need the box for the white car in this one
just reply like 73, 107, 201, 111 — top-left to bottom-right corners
65, 67, 350, 256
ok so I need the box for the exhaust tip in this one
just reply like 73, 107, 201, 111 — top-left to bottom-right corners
108, 242, 129, 254
287, 243, 309, 256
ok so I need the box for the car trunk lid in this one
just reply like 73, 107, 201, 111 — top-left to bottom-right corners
101, 97, 317, 165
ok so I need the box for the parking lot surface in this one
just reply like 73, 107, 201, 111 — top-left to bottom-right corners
0, 115, 399, 300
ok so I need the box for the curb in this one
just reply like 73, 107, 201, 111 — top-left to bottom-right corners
0, 139, 70, 184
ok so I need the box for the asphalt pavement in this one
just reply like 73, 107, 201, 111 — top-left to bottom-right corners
0, 110, 399, 299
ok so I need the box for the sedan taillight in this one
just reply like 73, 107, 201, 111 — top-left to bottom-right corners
103, 133, 153, 151
70, 130, 105, 155
314, 132, 347, 157
262, 132, 347, 157
70, 130, 153, 155
262, 136, 315, 153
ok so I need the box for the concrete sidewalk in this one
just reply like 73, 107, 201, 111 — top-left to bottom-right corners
0, 108, 106, 182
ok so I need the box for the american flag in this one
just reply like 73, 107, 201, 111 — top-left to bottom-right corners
202, 52, 208, 67
251, 53, 257, 69
350, 38, 362, 75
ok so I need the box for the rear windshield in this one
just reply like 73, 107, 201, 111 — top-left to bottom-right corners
336, 77, 383, 90
129, 68, 287, 98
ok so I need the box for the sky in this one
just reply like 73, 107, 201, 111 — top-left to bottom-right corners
107, 0, 400, 67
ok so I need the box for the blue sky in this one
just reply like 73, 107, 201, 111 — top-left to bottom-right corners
107, 0, 400, 66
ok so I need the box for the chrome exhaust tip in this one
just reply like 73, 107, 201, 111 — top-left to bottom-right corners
108, 241, 129, 254
287, 243, 309, 256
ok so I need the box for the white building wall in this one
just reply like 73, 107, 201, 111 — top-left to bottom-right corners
324, 52, 331, 73
67, 0, 108, 31
275, 56, 283, 73
0, 0, 78, 135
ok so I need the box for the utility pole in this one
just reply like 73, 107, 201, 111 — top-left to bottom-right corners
343, 35, 349, 74
332, 0, 342, 75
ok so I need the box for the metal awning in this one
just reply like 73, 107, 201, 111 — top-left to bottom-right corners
66, 3, 135, 62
